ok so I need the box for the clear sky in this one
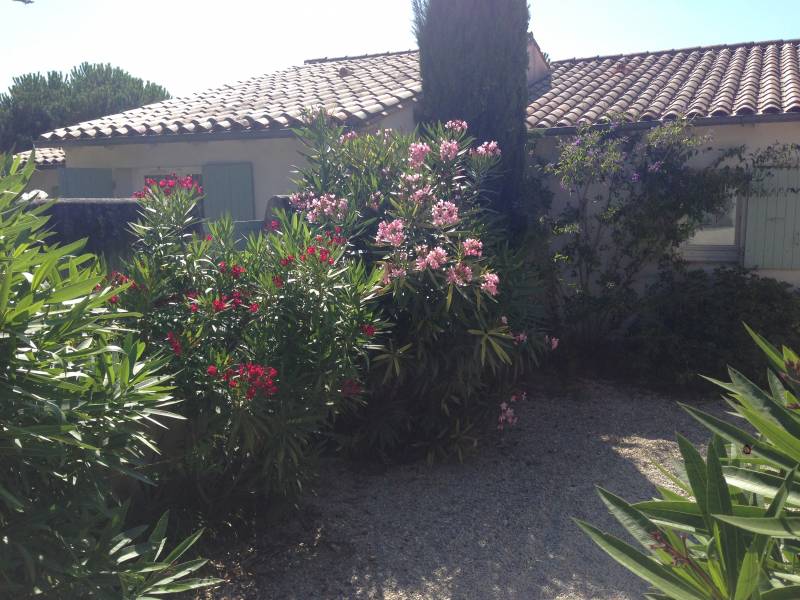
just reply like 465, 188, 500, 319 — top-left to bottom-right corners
1, 0, 799, 98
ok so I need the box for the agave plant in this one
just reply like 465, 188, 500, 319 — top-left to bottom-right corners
578, 326, 800, 599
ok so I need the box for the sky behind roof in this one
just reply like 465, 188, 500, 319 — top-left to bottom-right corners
1, 0, 799, 98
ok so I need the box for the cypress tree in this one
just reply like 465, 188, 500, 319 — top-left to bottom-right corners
413, 0, 530, 222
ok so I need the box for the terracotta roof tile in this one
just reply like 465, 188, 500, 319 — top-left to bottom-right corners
528, 39, 800, 129
42, 39, 800, 143
15, 147, 65, 168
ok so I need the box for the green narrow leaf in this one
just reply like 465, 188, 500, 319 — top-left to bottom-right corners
575, 520, 706, 600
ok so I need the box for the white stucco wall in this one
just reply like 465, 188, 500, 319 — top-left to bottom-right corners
63, 104, 417, 219
535, 120, 800, 284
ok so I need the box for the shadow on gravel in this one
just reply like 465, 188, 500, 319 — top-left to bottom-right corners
202, 381, 722, 600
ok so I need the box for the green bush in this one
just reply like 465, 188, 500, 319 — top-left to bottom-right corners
579, 328, 800, 598
545, 119, 748, 350
627, 267, 800, 385
0, 155, 218, 597
291, 112, 545, 460
124, 175, 380, 506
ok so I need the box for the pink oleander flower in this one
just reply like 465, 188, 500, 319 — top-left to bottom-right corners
545, 335, 560, 351
431, 200, 459, 227
446, 262, 473, 286
481, 272, 499, 296
501, 315, 508, 325
306, 193, 349, 223
462, 238, 483, 257
417, 246, 447, 270
440, 139, 459, 161
445, 119, 468, 133
472, 140, 502, 157
498, 401, 518, 431
375, 219, 406, 246
409, 142, 431, 169
339, 131, 358, 143
402, 173, 422, 186
411, 185, 433, 204
381, 262, 407, 284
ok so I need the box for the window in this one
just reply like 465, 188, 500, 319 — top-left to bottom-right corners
683, 196, 741, 262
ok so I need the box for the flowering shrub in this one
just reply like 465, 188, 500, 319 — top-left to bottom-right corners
0, 155, 218, 596
291, 111, 546, 460
125, 175, 381, 504
544, 118, 750, 350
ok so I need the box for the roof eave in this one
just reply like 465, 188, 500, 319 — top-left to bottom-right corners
533, 112, 800, 136
49, 126, 298, 147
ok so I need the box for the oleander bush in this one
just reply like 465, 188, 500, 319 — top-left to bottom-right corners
124, 174, 381, 506
0, 154, 218, 597
579, 327, 800, 599
291, 112, 546, 460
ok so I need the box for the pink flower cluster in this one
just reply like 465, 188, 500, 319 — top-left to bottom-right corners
445, 120, 468, 133
472, 141, 501, 157
498, 392, 526, 431
375, 219, 406, 246
381, 262, 407, 284
339, 131, 358, 143
545, 335, 560, 351
446, 262, 473, 286
431, 200, 459, 227
439, 140, 459, 161
481, 272, 499, 296
411, 185, 433, 204
409, 142, 431, 169
415, 246, 448, 271
462, 238, 483, 257
307, 194, 349, 224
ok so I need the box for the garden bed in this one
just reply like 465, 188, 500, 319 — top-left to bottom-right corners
197, 380, 723, 600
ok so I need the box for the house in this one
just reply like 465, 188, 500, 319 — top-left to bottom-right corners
15, 146, 65, 197
37, 36, 800, 282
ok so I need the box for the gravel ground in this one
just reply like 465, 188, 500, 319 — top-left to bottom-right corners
200, 380, 723, 600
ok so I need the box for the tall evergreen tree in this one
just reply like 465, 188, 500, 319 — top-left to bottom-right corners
413, 0, 530, 221
0, 63, 170, 152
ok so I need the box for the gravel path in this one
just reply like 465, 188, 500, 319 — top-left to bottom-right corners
202, 380, 723, 599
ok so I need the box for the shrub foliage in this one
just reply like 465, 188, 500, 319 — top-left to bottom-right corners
0, 154, 217, 597
580, 328, 800, 598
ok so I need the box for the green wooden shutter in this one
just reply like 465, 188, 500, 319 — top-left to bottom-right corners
58, 168, 113, 197
744, 168, 800, 269
201, 162, 255, 221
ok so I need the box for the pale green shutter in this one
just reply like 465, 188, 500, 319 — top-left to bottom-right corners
744, 168, 800, 269
58, 168, 113, 197
201, 162, 255, 221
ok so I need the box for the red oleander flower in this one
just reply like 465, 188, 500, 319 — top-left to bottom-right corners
212, 297, 227, 312
109, 295, 120, 305
272, 275, 284, 288
360, 323, 376, 336
166, 331, 182, 356
207, 365, 218, 376
341, 379, 362, 397
218, 261, 227, 273
189, 303, 199, 313
205, 234, 213, 241
319, 248, 330, 262
231, 265, 245, 279
249, 302, 259, 313
306, 246, 316, 255
268, 220, 280, 231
